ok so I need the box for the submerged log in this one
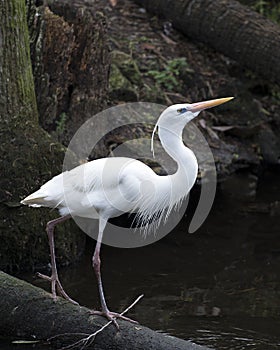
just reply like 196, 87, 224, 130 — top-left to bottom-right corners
0, 272, 209, 350
134, 0, 280, 84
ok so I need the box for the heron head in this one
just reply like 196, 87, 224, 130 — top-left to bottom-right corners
151, 97, 233, 156
158, 97, 234, 129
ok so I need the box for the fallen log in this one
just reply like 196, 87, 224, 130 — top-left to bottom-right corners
0, 271, 209, 350
134, 0, 280, 84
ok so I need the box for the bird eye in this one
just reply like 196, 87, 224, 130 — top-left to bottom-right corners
177, 108, 187, 114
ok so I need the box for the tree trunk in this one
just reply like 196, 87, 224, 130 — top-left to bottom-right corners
134, 0, 280, 84
0, 0, 108, 272
0, 271, 208, 350
27, 0, 110, 149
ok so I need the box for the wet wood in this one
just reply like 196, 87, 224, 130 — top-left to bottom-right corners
134, 0, 280, 84
0, 272, 209, 350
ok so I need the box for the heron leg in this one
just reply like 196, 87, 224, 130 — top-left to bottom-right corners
37, 215, 78, 306
91, 218, 137, 328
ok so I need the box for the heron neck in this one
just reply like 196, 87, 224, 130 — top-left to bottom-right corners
158, 125, 198, 192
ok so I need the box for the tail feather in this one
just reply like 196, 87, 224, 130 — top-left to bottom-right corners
21, 172, 65, 208
21, 191, 48, 207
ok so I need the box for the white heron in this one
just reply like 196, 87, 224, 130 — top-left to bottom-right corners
21, 97, 233, 325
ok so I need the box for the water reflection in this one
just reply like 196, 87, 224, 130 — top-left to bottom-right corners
16, 170, 280, 349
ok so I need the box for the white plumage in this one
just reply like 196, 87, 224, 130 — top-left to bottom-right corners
21, 97, 233, 325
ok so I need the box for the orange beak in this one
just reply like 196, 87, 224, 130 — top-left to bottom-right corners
189, 97, 234, 113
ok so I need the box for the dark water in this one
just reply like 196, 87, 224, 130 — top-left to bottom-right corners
4, 171, 280, 349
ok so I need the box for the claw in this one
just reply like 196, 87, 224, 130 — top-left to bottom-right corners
37, 272, 79, 306
90, 309, 138, 329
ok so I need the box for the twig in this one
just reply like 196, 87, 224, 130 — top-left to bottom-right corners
50, 294, 144, 350
48, 333, 91, 342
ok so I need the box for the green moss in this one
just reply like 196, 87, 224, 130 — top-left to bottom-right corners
0, 0, 85, 272
147, 57, 192, 90
109, 50, 143, 100
111, 50, 142, 85
109, 63, 139, 100
110, 64, 131, 90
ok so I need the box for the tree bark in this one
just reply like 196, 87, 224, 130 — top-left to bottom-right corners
0, 271, 209, 350
0, 0, 109, 272
0, 0, 75, 272
133, 0, 280, 84
27, 0, 110, 148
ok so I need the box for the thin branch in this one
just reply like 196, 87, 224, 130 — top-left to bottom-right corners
48, 333, 91, 342
50, 294, 144, 350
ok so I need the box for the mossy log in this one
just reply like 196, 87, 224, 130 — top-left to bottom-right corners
134, 0, 280, 84
0, 272, 209, 350
0, 0, 86, 272
0, 0, 109, 272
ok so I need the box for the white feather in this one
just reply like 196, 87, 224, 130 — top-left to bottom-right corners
22, 99, 233, 235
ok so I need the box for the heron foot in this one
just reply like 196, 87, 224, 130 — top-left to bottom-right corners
90, 309, 138, 329
36, 272, 79, 306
